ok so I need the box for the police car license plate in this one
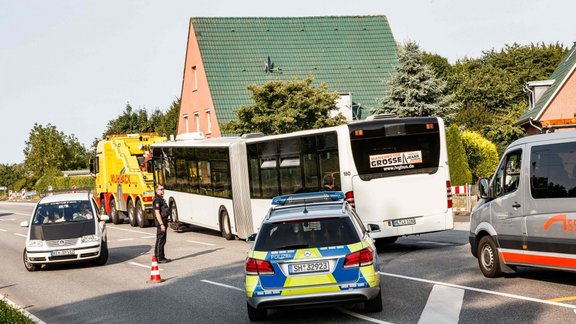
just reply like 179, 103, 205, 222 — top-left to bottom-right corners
51, 249, 74, 256
289, 261, 329, 274
392, 218, 416, 227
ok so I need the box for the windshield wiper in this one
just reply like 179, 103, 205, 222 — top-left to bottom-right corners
275, 244, 309, 250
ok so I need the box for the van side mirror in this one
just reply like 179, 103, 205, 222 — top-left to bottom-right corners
478, 178, 490, 199
246, 233, 257, 242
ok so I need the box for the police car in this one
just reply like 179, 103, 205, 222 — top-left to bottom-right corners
20, 191, 110, 271
245, 192, 382, 321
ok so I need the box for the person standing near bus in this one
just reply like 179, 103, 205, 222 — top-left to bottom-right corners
153, 184, 171, 263
319, 174, 335, 191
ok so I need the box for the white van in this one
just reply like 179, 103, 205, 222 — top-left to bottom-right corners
469, 131, 576, 277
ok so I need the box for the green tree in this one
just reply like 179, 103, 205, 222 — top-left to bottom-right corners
422, 51, 453, 80
221, 76, 346, 135
446, 124, 472, 185
104, 103, 155, 136
63, 134, 88, 170
0, 163, 27, 190
461, 130, 500, 180
23, 123, 67, 177
375, 41, 458, 122
156, 98, 180, 138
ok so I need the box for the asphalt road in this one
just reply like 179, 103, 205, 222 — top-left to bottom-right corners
1, 202, 576, 323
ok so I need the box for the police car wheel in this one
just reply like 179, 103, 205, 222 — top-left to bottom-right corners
23, 249, 39, 272
478, 236, 502, 278
128, 201, 138, 227
247, 302, 267, 321
136, 200, 147, 228
364, 286, 383, 312
220, 210, 234, 240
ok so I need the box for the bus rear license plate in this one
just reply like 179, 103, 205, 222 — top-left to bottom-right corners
51, 249, 74, 256
289, 261, 329, 274
392, 218, 416, 227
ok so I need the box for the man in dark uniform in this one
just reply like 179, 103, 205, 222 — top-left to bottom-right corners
153, 184, 171, 263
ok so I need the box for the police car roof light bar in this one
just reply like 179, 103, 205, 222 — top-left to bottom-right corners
271, 191, 345, 206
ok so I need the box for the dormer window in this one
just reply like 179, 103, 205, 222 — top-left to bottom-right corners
525, 80, 554, 110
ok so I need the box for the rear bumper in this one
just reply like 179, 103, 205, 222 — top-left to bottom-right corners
247, 285, 380, 309
367, 210, 453, 239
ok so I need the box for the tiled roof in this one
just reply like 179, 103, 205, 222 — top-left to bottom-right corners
518, 43, 576, 125
191, 16, 398, 124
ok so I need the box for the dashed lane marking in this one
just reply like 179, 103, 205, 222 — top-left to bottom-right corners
14, 233, 27, 238
187, 240, 216, 246
201, 280, 243, 291
140, 236, 155, 239
0, 228, 7, 232
379, 271, 576, 310
118, 238, 135, 241
418, 285, 464, 324
106, 226, 151, 234
128, 262, 163, 271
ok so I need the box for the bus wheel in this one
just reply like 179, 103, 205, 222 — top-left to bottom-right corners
220, 210, 234, 240
136, 200, 147, 228
110, 199, 122, 225
170, 202, 181, 232
100, 198, 110, 222
478, 236, 503, 278
127, 201, 138, 227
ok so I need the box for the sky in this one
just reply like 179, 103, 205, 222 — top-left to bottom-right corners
1, 0, 574, 164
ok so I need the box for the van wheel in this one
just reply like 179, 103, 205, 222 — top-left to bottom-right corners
136, 200, 147, 228
478, 236, 503, 278
247, 302, 267, 321
110, 199, 122, 225
93, 241, 109, 266
127, 201, 138, 227
23, 249, 40, 272
220, 210, 234, 240
100, 198, 110, 222
364, 287, 383, 312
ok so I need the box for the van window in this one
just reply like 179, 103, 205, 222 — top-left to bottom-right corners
493, 150, 522, 197
531, 142, 576, 198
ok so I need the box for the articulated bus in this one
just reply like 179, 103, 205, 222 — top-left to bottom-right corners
150, 117, 453, 241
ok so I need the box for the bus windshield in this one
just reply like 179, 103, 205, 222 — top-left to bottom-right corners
349, 118, 441, 180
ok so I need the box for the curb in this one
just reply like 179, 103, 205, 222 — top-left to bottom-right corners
0, 293, 45, 324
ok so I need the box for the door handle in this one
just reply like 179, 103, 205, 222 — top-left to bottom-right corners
512, 202, 521, 209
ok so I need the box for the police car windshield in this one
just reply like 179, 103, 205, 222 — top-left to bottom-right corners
254, 217, 360, 251
33, 201, 94, 225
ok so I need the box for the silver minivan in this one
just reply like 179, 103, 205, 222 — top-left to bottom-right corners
470, 131, 576, 277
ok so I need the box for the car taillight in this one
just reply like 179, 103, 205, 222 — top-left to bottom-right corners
142, 196, 153, 202
345, 191, 355, 208
245, 257, 275, 275
446, 181, 453, 209
343, 247, 374, 268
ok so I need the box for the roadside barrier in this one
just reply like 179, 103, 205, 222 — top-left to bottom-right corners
147, 256, 163, 283
451, 184, 472, 212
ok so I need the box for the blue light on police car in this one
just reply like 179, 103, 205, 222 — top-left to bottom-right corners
271, 191, 345, 205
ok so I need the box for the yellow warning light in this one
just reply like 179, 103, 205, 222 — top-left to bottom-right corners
355, 130, 364, 136
426, 123, 434, 130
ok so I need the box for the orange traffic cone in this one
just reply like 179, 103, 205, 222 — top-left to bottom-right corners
147, 256, 163, 283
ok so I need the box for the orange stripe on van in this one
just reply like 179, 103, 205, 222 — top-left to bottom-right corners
501, 251, 576, 268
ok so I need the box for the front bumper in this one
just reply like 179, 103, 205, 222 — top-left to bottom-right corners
26, 244, 101, 264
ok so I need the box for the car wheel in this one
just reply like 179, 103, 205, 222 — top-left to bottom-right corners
478, 235, 503, 278
100, 198, 110, 223
93, 241, 109, 266
128, 201, 138, 227
170, 202, 181, 232
110, 199, 122, 225
23, 249, 39, 272
247, 302, 267, 321
364, 286, 383, 312
136, 200, 147, 228
220, 210, 234, 240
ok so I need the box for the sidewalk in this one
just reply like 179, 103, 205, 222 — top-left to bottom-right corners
453, 213, 470, 231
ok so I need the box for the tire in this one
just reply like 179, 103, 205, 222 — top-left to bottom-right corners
110, 199, 123, 225
127, 201, 138, 227
478, 235, 503, 278
377, 236, 398, 245
136, 200, 147, 228
364, 287, 383, 312
100, 198, 110, 223
93, 241, 109, 266
247, 302, 267, 321
23, 249, 40, 272
220, 210, 234, 240
170, 202, 181, 232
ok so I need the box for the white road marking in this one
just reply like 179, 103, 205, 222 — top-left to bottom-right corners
140, 236, 156, 239
14, 233, 27, 238
106, 226, 150, 234
0, 228, 7, 232
187, 240, 215, 246
118, 238, 134, 241
201, 279, 243, 292
338, 308, 393, 324
418, 285, 464, 324
416, 241, 453, 246
128, 262, 163, 271
379, 271, 576, 310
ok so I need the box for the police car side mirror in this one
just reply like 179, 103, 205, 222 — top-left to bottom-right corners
20, 221, 29, 227
246, 233, 257, 242
367, 224, 381, 233
100, 215, 110, 222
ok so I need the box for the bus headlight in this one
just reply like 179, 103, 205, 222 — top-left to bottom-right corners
27, 240, 43, 247
81, 235, 99, 243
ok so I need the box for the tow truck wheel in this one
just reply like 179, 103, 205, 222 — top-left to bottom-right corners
23, 249, 39, 272
136, 200, 147, 228
110, 199, 122, 224
478, 235, 503, 278
127, 201, 138, 227
100, 198, 110, 223
220, 210, 234, 240
247, 302, 267, 321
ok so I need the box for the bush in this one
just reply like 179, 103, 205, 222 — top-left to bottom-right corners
0, 297, 35, 324
461, 130, 500, 180
446, 124, 472, 185
34, 168, 61, 193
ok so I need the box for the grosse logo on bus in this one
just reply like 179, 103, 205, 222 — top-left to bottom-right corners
369, 151, 423, 168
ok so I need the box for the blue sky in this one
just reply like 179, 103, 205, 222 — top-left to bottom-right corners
1, 0, 574, 164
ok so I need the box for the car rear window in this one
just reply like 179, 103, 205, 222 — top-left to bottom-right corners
254, 217, 360, 251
